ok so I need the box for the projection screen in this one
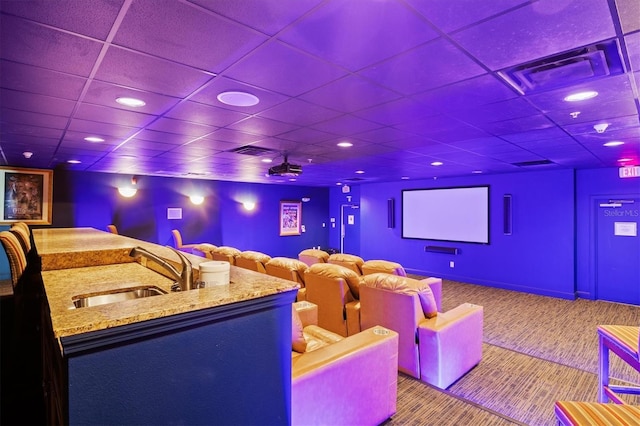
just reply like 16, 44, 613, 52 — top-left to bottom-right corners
402, 186, 490, 244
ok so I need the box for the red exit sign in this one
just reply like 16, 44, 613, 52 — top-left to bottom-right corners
619, 166, 640, 178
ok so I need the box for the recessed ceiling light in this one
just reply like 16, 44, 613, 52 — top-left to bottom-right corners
67, 159, 81, 164
563, 91, 598, 102
337, 141, 353, 148
84, 136, 104, 143
116, 97, 146, 107
401, 176, 410, 180
603, 141, 624, 147
569, 111, 580, 119
261, 158, 273, 163
472, 170, 483, 174
431, 161, 443, 166
355, 170, 365, 174
336, 182, 343, 185
288, 178, 297, 182
22, 151, 33, 159
217, 91, 259, 107
618, 158, 633, 162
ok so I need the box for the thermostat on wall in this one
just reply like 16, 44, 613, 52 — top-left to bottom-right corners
167, 208, 182, 220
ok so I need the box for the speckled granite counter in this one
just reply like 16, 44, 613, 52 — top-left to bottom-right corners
36, 227, 299, 339
33, 227, 197, 271
37, 228, 299, 425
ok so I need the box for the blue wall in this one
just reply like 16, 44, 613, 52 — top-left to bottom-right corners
575, 167, 640, 299
3, 167, 638, 302
50, 170, 330, 258
339, 169, 577, 299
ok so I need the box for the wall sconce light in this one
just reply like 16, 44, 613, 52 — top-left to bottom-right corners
190, 195, 204, 205
118, 187, 137, 198
243, 201, 256, 211
117, 176, 138, 197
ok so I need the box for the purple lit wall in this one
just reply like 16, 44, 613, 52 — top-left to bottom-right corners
50, 170, 329, 258
335, 169, 577, 299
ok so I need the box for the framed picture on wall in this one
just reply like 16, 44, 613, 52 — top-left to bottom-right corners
279, 200, 302, 236
0, 167, 53, 225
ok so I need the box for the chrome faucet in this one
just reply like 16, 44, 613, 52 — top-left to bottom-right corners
129, 246, 193, 292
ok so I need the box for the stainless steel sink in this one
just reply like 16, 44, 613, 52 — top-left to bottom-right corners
72, 286, 167, 308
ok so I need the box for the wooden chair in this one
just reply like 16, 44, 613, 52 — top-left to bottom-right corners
171, 229, 199, 254
598, 325, 640, 404
555, 401, 640, 425
106, 224, 118, 234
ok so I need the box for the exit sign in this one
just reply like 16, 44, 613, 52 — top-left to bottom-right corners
619, 166, 640, 178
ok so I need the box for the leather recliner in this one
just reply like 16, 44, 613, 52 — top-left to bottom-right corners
210, 246, 241, 265
291, 302, 399, 426
359, 273, 483, 389
361, 259, 443, 311
235, 250, 271, 273
304, 263, 362, 337
298, 248, 329, 267
265, 257, 308, 301
327, 253, 364, 274
191, 243, 218, 259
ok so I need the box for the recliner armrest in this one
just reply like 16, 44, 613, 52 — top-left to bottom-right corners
420, 303, 483, 332
292, 327, 399, 426
294, 301, 318, 327
417, 303, 484, 389
345, 300, 361, 336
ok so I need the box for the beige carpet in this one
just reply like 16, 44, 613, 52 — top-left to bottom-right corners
388, 278, 640, 425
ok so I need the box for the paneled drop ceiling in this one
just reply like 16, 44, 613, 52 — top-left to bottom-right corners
1, 0, 639, 186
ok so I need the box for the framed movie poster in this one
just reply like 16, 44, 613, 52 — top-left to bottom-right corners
1, 167, 53, 225
279, 200, 302, 236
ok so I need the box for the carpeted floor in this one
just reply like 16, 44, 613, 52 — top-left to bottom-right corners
389, 279, 640, 425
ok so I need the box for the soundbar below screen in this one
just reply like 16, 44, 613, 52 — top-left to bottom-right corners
402, 186, 490, 244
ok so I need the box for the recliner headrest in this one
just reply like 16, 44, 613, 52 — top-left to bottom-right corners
306, 263, 362, 298
361, 273, 438, 318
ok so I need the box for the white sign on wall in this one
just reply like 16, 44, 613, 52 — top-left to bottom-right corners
167, 208, 182, 220
614, 222, 637, 237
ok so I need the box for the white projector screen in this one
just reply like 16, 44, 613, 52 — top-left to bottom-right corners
402, 186, 490, 244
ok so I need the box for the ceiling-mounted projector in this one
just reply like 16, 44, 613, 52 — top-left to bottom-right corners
268, 156, 302, 177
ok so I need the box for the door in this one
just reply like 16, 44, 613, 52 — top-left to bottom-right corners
340, 204, 360, 254
595, 198, 640, 305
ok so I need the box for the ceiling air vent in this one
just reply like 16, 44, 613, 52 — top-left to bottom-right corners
498, 39, 624, 95
228, 145, 275, 156
512, 159, 554, 167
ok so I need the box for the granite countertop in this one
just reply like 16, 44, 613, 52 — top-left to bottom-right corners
37, 228, 299, 339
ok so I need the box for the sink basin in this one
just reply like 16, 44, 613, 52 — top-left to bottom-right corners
72, 286, 167, 308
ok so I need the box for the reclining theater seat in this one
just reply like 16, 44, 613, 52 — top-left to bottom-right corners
361, 259, 443, 311
235, 250, 271, 273
327, 253, 364, 275
191, 243, 218, 259
361, 259, 406, 276
210, 246, 241, 265
304, 263, 362, 337
359, 273, 484, 389
298, 248, 329, 267
291, 302, 399, 426
265, 257, 308, 301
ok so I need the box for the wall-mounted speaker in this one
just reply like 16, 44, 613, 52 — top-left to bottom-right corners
387, 198, 395, 228
425, 246, 459, 255
503, 194, 512, 235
